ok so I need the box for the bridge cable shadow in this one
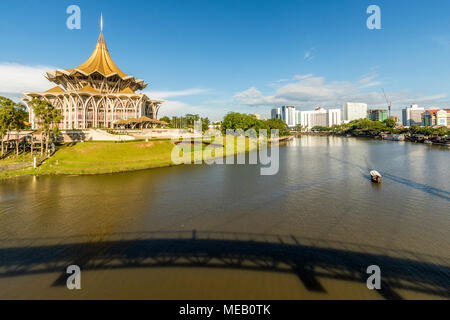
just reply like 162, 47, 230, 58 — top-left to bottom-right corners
1, 231, 449, 299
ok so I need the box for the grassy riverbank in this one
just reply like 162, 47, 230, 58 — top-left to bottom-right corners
0, 137, 257, 180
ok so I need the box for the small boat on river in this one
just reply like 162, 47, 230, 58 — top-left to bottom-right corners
370, 170, 382, 183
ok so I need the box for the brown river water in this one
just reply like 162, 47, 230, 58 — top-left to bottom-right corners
0, 136, 448, 299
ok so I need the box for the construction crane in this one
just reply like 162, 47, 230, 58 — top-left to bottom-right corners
381, 88, 391, 118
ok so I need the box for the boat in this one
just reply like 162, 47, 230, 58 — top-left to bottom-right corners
370, 170, 382, 183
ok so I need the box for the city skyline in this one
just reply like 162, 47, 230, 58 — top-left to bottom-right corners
1, 0, 450, 120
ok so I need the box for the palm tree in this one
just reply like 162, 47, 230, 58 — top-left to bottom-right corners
11, 103, 27, 155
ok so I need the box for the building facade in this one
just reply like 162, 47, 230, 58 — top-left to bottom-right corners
281, 106, 296, 127
389, 115, 399, 123
422, 109, 450, 127
402, 104, 424, 126
22, 32, 162, 129
271, 106, 296, 127
299, 108, 342, 130
295, 110, 301, 126
300, 108, 327, 129
326, 108, 341, 127
343, 102, 368, 121
367, 109, 388, 122
271, 108, 281, 120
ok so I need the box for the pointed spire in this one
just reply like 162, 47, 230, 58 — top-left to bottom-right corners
100, 12, 103, 32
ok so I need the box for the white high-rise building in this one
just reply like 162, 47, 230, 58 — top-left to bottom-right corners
300, 108, 327, 129
343, 102, 368, 121
282, 106, 296, 127
300, 107, 342, 130
295, 110, 301, 126
402, 104, 425, 126
327, 109, 341, 127
271, 106, 296, 127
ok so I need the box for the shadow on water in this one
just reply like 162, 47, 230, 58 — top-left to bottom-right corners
328, 155, 450, 201
381, 173, 450, 201
0, 231, 449, 300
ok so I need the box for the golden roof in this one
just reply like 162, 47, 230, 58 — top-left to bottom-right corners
79, 84, 99, 93
45, 86, 64, 93
44, 31, 148, 91
119, 87, 135, 94
66, 33, 128, 78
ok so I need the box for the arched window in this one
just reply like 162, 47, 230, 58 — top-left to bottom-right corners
85, 99, 95, 128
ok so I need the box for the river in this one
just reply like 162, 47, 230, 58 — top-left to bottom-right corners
0, 136, 448, 299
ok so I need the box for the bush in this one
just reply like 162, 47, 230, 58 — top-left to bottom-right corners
221, 112, 291, 137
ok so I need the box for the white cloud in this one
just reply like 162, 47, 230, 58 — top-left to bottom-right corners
158, 99, 225, 121
304, 48, 315, 61
146, 88, 208, 100
293, 74, 314, 80
234, 72, 449, 111
358, 71, 381, 88
0, 62, 55, 95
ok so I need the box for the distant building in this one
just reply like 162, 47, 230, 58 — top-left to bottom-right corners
295, 110, 301, 126
209, 120, 222, 130
402, 104, 424, 126
271, 108, 281, 120
299, 107, 341, 130
301, 108, 327, 129
389, 115, 399, 123
282, 106, 296, 127
422, 109, 450, 127
271, 106, 296, 127
249, 113, 260, 120
367, 109, 388, 122
343, 102, 368, 121
327, 109, 341, 127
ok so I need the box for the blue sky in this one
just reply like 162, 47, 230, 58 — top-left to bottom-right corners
1, 0, 450, 120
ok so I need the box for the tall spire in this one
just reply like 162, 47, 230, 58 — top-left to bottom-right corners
100, 12, 103, 32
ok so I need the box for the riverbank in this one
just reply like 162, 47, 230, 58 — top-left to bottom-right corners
0, 136, 261, 180
296, 131, 450, 147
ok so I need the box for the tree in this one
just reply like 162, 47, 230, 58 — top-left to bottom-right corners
11, 103, 27, 155
383, 118, 396, 128
28, 98, 63, 156
264, 118, 291, 136
201, 117, 210, 132
159, 116, 171, 127
0, 97, 15, 157
221, 112, 292, 137
311, 125, 332, 132
185, 114, 200, 128
221, 112, 264, 133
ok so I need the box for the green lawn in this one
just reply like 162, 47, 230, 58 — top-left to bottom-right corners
0, 136, 258, 180
0, 153, 34, 166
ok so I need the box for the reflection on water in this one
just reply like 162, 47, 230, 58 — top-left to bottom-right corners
0, 136, 449, 299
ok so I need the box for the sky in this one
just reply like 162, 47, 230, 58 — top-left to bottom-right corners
1, 0, 450, 120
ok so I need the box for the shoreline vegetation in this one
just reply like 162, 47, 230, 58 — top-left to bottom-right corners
0, 136, 287, 180
296, 118, 449, 147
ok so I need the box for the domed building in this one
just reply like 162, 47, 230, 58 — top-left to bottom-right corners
22, 31, 162, 129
